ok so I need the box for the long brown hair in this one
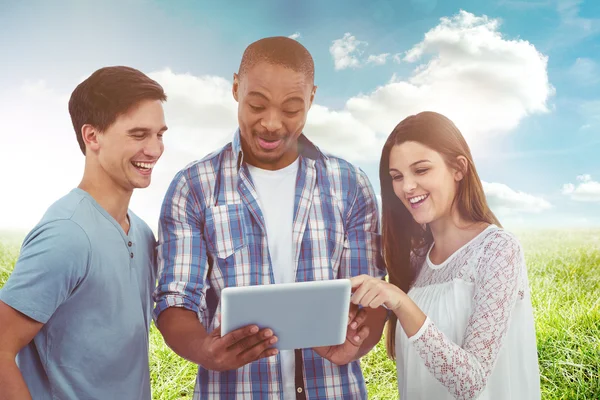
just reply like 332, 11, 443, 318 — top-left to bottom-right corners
380, 111, 501, 358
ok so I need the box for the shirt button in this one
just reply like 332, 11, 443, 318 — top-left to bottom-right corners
130, 253, 134, 258
128, 241, 132, 247
297, 387, 303, 393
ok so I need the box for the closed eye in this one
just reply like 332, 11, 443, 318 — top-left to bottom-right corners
391, 175, 403, 181
416, 168, 429, 174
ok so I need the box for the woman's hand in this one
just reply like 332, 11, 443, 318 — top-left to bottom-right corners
349, 275, 407, 313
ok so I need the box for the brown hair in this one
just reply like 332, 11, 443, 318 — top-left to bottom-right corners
379, 111, 501, 358
68, 66, 167, 155
238, 36, 315, 82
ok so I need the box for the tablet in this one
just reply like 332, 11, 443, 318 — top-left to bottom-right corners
220, 279, 351, 350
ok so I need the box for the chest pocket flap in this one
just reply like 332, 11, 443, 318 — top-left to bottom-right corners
204, 204, 247, 259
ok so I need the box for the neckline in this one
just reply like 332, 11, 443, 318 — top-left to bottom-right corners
426, 224, 497, 270
72, 188, 134, 243
247, 157, 300, 176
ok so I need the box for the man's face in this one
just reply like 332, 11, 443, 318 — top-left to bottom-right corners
93, 99, 167, 191
233, 62, 316, 170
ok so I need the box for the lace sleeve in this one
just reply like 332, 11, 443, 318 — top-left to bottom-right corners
409, 231, 524, 400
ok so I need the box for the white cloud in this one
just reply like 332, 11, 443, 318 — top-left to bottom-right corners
329, 33, 391, 69
483, 181, 552, 215
304, 105, 381, 160
0, 70, 378, 233
345, 10, 553, 150
329, 33, 367, 70
366, 53, 390, 65
0, 81, 84, 231
289, 32, 301, 40
556, 0, 600, 44
568, 58, 599, 85
562, 174, 600, 202
148, 69, 237, 152
392, 53, 403, 64
327, 12, 552, 149
0, 71, 239, 233
0, 10, 556, 231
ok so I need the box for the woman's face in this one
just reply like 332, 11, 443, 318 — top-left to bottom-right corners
388, 141, 464, 225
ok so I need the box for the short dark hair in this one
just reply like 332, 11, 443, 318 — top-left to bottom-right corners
238, 36, 315, 82
68, 66, 167, 155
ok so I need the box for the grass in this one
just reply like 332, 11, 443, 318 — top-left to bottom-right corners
1, 229, 599, 399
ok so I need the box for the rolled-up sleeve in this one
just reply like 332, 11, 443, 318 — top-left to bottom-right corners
338, 167, 386, 280
153, 169, 209, 322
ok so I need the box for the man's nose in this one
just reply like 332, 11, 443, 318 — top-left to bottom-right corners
145, 136, 163, 158
260, 110, 283, 132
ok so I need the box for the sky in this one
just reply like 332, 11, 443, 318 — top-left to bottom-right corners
1, 0, 599, 235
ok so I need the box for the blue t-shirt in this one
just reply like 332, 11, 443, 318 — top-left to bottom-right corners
0, 188, 157, 400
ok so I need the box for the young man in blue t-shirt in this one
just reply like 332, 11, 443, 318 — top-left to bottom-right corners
0, 66, 168, 400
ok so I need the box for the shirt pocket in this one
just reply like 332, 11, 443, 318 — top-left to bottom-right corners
204, 204, 247, 259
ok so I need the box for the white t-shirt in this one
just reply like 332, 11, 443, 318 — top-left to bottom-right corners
247, 158, 299, 400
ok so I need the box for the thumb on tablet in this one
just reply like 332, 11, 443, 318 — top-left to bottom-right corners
211, 315, 222, 337
347, 304, 357, 325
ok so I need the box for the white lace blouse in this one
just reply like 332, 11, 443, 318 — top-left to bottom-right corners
395, 225, 541, 400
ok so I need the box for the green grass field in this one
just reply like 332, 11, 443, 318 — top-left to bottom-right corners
1, 229, 598, 399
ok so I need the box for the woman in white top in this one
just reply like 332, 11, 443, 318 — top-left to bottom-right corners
350, 111, 541, 399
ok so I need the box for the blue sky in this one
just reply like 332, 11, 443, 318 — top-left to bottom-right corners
1, 0, 599, 233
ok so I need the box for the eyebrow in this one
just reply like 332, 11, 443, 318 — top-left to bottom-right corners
410, 159, 430, 166
127, 126, 168, 134
247, 91, 269, 101
247, 91, 304, 104
389, 160, 431, 173
282, 97, 304, 104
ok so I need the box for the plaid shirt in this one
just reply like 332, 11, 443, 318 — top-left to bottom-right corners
153, 130, 385, 399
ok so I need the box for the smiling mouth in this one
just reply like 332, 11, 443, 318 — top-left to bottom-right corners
257, 137, 282, 150
408, 193, 429, 207
131, 161, 156, 174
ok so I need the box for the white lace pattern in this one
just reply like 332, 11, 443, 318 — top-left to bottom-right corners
409, 228, 526, 399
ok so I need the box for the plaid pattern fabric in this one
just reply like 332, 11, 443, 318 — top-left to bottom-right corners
153, 130, 385, 399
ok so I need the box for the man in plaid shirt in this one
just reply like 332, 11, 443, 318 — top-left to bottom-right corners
153, 36, 388, 399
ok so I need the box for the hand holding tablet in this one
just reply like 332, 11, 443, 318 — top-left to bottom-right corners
220, 279, 357, 351
198, 317, 279, 372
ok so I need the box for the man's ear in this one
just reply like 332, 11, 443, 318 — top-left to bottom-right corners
232, 73, 240, 102
81, 124, 101, 153
454, 156, 468, 181
309, 85, 317, 108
